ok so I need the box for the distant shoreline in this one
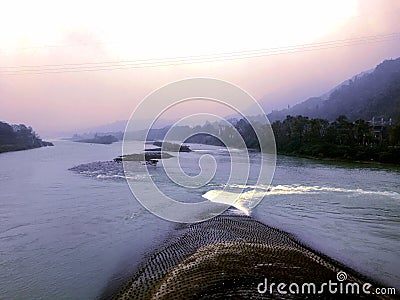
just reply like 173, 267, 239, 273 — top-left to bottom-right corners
0, 142, 53, 154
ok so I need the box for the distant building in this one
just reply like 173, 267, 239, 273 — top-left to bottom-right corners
369, 116, 392, 140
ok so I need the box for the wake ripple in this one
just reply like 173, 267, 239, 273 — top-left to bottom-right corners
202, 183, 400, 215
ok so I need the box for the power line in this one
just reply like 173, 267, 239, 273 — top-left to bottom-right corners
2, 32, 399, 69
3, 33, 399, 74
1, 32, 399, 75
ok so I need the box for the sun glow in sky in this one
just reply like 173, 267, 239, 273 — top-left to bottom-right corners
0, 0, 358, 59
0, 0, 399, 135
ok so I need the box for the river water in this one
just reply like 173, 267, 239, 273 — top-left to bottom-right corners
0, 140, 399, 299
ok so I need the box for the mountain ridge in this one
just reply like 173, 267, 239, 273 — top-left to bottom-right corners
267, 57, 400, 123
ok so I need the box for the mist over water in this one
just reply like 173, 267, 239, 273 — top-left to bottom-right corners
0, 140, 399, 299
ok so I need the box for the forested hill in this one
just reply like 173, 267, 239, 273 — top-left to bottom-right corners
0, 121, 54, 153
268, 57, 400, 122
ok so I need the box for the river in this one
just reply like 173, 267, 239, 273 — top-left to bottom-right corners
0, 140, 398, 299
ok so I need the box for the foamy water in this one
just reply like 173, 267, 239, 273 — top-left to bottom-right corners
201, 183, 400, 215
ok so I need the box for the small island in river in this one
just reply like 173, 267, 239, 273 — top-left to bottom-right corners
114, 152, 174, 162
152, 141, 191, 152
75, 134, 119, 145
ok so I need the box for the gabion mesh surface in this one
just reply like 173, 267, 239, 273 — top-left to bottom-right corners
111, 214, 390, 300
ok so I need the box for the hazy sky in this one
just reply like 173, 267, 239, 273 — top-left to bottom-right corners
1, 0, 400, 136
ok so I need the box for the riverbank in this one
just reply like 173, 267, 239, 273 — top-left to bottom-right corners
102, 213, 393, 299
0, 121, 54, 153
0, 141, 54, 153
278, 151, 400, 169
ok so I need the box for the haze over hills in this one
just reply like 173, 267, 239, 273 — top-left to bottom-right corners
267, 57, 400, 123
67, 57, 400, 139
66, 118, 180, 140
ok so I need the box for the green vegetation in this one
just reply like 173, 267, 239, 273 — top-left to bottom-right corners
272, 115, 400, 164
0, 121, 53, 153
184, 119, 261, 150
178, 115, 399, 165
